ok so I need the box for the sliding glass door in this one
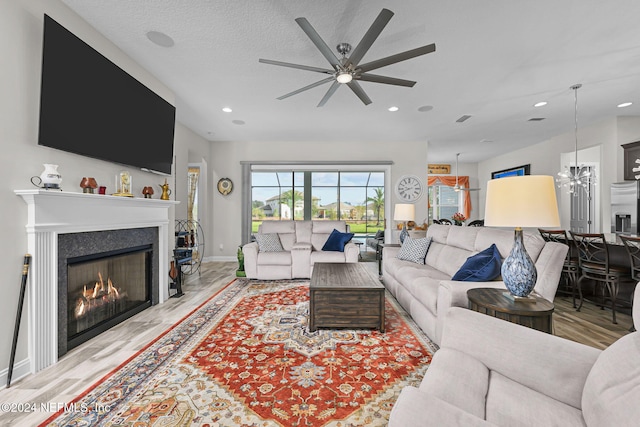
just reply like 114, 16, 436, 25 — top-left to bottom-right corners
250, 170, 385, 237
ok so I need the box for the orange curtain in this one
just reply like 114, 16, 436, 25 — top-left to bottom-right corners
427, 176, 471, 220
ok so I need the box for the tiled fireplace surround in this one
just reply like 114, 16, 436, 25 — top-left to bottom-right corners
15, 190, 177, 375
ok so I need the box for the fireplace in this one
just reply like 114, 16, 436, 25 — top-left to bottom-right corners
66, 245, 152, 351
16, 189, 175, 374
58, 227, 159, 357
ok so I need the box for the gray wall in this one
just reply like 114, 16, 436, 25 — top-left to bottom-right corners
0, 0, 209, 381
477, 116, 640, 232
207, 140, 429, 260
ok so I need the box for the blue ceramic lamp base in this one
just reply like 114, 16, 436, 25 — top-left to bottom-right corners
502, 228, 537, 297
399, 225, 409, 243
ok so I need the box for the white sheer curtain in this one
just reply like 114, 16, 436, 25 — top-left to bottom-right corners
187, 167, 200, 223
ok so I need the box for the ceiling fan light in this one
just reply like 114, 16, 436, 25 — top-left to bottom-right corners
336, 72, 353, 84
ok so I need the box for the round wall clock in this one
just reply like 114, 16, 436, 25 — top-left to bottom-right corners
395, 175, 423, 202
217, 178, 233, 195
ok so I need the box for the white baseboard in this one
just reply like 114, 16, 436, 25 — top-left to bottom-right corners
0, 357, 31, 389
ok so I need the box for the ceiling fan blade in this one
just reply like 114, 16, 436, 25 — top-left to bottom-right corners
259, 59, 333, 74
346, 80, 372, 105
276, 77, 334, 100
357, 73, 416, 87
358, 43, 436, 73
317, 81, 340, 107
295, 17, 341, 69
344, 8, 394, 69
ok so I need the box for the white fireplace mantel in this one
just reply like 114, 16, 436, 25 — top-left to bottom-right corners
15, 189, 178, 373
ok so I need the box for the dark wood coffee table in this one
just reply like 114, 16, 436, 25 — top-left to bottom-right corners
309, 263, 385, 332
467, 288, 555, 333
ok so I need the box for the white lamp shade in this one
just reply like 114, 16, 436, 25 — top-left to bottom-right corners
393, 203, 415, 222
484, 175, 560, 228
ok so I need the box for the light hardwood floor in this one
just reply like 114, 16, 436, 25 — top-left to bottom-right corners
0, 261, 633, 426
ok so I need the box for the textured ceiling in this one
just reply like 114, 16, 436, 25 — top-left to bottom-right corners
61, 0, 640, 163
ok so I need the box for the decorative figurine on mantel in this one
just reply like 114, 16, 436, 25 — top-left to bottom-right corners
142, 186, 154, 198
113, 171, 134, 197
31, 164, 62, 190
159, 179, 172, 200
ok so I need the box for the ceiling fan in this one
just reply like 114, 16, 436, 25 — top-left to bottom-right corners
259, 8, 436, 107
454, 153, 481, 192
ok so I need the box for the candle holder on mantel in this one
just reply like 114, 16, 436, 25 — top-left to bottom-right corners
113, 171, 134, 197
142, 186, 154, 198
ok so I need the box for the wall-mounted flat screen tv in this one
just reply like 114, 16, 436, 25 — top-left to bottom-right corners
38, 15, 176, 175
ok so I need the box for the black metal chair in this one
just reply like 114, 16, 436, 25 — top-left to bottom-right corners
432, 219, 442, 225
538, 229, 579, 307
468, 219, 485, 227
620, 235, 640, 331
570, 232, 630, 324
438, 218, 452, 225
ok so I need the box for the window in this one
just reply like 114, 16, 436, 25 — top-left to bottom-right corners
429, 185, 462, 221
250, 170, 385, 237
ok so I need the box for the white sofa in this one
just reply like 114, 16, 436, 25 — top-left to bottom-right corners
382, 224, 568, 345
388, 286, 640, 427
243, 220, 359, 280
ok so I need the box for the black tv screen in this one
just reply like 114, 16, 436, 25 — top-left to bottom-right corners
38, 15, 176, 175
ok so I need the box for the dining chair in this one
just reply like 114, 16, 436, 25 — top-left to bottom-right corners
538, 229, 579, 307
569, 232, 630, 324
620, 234, 640, 331
468, 219, 485, 227
438, 218, 452, 225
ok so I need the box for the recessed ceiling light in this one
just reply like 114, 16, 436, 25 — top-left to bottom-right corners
417, 105, 434, 112
146, 31, 174, 48
618, 102, 633, 108
388, 106, 399, 112
222, 107, 232, 113
232, 120, 245, 125
534, 101, 547, 107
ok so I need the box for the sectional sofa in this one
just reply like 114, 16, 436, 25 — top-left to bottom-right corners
382, 224, 568, 345
243, 220, 359, 280
388, 286, 640, 426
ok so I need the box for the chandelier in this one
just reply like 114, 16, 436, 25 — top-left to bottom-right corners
556, 84, 596, 195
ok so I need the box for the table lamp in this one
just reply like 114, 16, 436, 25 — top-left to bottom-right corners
484, 175, 560, 298
394, 203, 415, 243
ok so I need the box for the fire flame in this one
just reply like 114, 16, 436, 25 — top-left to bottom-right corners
74, 271, 124, 319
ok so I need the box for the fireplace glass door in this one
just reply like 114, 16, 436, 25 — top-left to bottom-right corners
67, 246, 151, 348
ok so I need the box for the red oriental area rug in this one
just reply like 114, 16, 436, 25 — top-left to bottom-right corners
41, 279, 436, 426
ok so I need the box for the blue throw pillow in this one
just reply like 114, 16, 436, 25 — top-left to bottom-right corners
322, 229, 355, 252
452, 244, 502, 282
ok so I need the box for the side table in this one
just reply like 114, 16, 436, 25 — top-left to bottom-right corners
353, 241, 363, 260
467, 288, 554, 333
377, 243, 401, 276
